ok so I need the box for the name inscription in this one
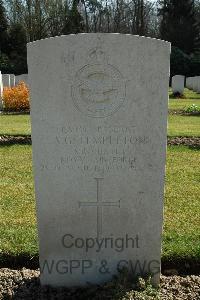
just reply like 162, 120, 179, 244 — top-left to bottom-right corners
39, 125, 152, 174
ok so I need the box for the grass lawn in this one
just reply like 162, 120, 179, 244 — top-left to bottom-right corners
0, 114, 200, 137
169, 98, 200, 111
163, 146, 200, 260
0, 144, 199, 261
0, 114, 31, 136
168, 88, 200, 111
168, 115, 200, 137
0, 145, 37, 257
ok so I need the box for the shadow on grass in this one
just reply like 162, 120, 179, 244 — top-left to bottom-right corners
188, 145, 200, 150
0, 111, 30, 115
181, 96, 200, 100
162, 257, 200, 276
0, 253, 39, 269
169, 95, 200, 100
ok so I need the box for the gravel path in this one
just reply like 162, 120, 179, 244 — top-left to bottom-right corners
0, 268, 199, 299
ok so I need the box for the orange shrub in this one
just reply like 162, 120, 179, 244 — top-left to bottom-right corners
3, 81, 30, 111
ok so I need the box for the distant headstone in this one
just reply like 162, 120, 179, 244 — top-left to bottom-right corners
10, 74, 16, 87
191, 77, 198, 91
187, 77, 193, 90
190, 77, 195, 91
197, 77, 200, 93
172, 75, 184, 95
15, 74, 29, 86
185, 77, 191, 90
2, 74, 16, 87
194, 76, 200, 93
28, 34, 170, 287
2, 74, 11, 87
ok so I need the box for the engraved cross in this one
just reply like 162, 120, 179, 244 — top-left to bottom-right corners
79, 178, 120, 238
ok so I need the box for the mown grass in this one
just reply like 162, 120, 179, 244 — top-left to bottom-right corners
168, 115, 200, 137
0, 114, 31, 136
0, 145, 37, 257
0, 114, 200, 137
0, 144, 199, 262
163, 146, 200, 260
169, 88, 200, 110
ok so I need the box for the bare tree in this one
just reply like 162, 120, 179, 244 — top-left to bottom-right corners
3, 0, 159, 40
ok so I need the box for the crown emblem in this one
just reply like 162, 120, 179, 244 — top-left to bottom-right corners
88, 47, 106, 63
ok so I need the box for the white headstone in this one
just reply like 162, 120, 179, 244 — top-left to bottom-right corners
10, 74, 16, 87
187, 77, 194, 90
185, 77, 191, 90
193, 77, 197, 92
197, 77, 200, 93
2, 74, 16, 87
194, 76, 200, 93
2, 74, 11, 87
185, 77, 188, 89
191, 77, 196, 91
192, 77, 196, 91
172, 75, 184, 95
28, 34, 170, 287
15, 74, 29, 86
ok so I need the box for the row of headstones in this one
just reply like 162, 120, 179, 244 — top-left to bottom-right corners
1, 73, 16, 87
0, 71, 29, 109
0, 72, 29, 89
172, 75, 200, 95
186, 76, 200, 92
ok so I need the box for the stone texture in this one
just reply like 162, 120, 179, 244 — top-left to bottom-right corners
172, 75, 184, 94
27, 33, 170, 287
